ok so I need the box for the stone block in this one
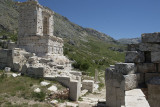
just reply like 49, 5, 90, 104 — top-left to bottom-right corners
142, 32, 160, 43
151, 52, 160, 63
82, 80, 94, 93
26, 67, 44, 77
105, 67, 124, 88
139, 43, 160, 51
125, 51, 144, 63
54, 76, 81, 101
127, 44, 140, 51
137, 63, 156, 73
136, 73, 145, 85
106, 86, 117, 107
148, 77, 160, 107
146, 74, 160, 84
124, 74, 138, 91
115, 63, 136, 75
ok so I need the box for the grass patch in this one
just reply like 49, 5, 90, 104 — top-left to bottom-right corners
32, 91, 46, 101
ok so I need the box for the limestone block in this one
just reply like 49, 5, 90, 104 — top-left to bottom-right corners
26, 67, 44, 77
106, 86, 117, 107
115, 63, 136, 75
142, 32, 160, 43
124, 74, 138, 91
151, 52, 160, 63
125, 51, 144, 63
53, 76, 81, 101
145, 73, 160, 83
137, 63, 156, 73
148, 77, 160, 107
139, 43, 160, 51
127, 44, 139, 51
82, 80, 94, 93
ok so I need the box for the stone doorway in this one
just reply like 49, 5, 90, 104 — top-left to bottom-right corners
43, 16, 49, 35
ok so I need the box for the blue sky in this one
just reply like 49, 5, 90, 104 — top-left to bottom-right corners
16, 0, 160, 39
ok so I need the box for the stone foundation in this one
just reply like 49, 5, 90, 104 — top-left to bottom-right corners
105, 32, 160, 107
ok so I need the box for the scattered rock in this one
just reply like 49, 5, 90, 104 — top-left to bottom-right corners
12, 73, 18, 77
34, 88, 41, 93
40, 81, 50, 86
5, 67, 11, 72
66, 102, 78, 107
48, 85, 57, 92
50, 100, 58, 104
94, 84, 99, 90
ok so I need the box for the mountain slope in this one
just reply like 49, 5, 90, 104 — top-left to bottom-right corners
0, 0, 125, 76
118, 37, 141, 44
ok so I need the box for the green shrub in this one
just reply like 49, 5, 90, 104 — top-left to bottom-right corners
72, 61, 90, 71
32, 92, 46, 101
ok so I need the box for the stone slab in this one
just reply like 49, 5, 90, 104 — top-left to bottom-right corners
125, 51, 144, 63
125, 89, 150, 107
139, 43, 160, 51
151, 52, 160, 63
115, 63, 136, 75
137, 63, 156, 73
142, 32, 160, 43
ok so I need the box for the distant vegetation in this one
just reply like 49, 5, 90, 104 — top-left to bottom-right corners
0, 0, 125, 76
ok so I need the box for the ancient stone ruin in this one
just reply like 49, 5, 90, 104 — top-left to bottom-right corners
0, 0, 86, 101
105, 32, 160, 107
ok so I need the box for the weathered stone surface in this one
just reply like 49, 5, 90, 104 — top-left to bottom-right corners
136, 73, 145, 85
127, 44, 140, 51
125, 89, 150, 107
139, 43, 160, 51
151, 52, 160, 63
26, 67, 44, 77
115, 63, 136, 75
125, 51, 144, 63
137, 63, 156, 73
148, 77, 160, 107
105, 68, 125, 107
4, 67, 11, 72
82, 80, 94, 93
145, 73, 160, 83
142, 32, 160, 43
124, 74, 138, 91
0, 49, 13, 69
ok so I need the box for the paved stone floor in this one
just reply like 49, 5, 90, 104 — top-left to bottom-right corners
125, 89, 150, 107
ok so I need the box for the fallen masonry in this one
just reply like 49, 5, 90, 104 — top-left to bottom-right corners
105, 32, 160, 107
0, 0, 97, 101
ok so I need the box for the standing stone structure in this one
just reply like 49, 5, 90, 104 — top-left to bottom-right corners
18, 0, 63, 56
105, 32, 160, 107
0, 0, 82, 101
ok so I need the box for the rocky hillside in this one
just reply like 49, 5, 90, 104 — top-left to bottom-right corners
0, 0, 18, 32
0, 0, 125, 76
118, 37, 141, 44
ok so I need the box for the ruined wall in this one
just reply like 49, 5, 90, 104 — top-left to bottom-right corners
105, 32, 160, 107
